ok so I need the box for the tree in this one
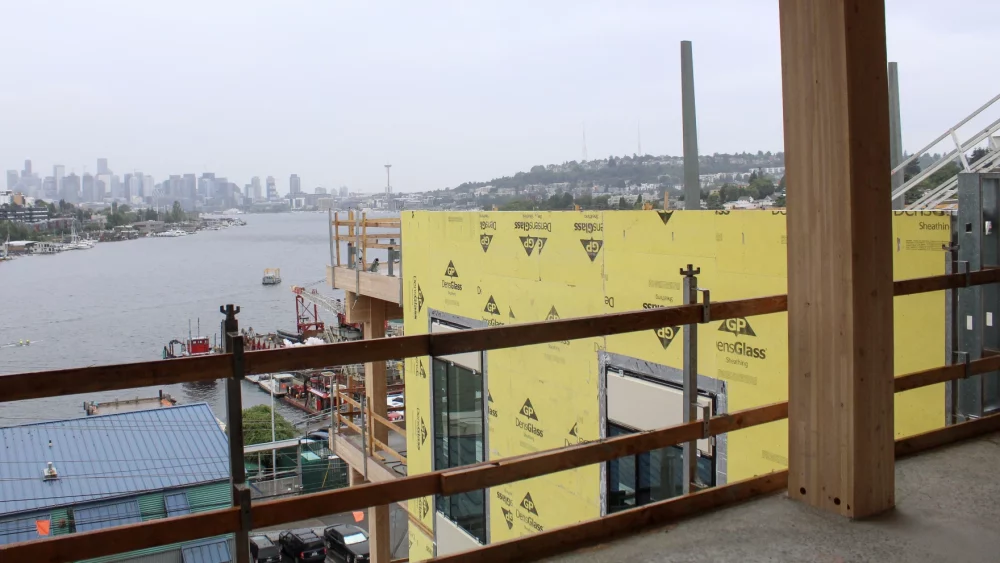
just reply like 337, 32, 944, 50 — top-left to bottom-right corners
170, 201, 184, 223
594, 195, 610, 209
242, 405, 297, 446
707, 192, 723, 210
970, 147, 990, 166
775, 194, 786, 207
633, 194, 643, 209
778, 175, 786, 192
903, 158, 921, 182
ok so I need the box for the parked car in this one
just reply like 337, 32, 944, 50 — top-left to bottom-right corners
249, 535, 281, 563
308, 430, 329, 442
277, 528, 327, 563
324, 524, 370, 563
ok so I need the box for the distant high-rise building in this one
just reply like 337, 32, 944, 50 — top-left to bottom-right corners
251, 176, 262, 201
289, 174, 301, 195
23, 160, 32, 177
197, 173, 214, 198
81, 173, 95, 202
266, 176, 277, 200
42, 176, 57, 199
6, 170, 17, 190
95, 175, 110, 201
314, 187, 327, 195
183, 174, 197, 200
53, 165, 65, 194
61, 173, 81, 203
110, 175, 122, 199
169, 175, 182, 195
97, 158, 109, 175
339, 186, 349, 198
143, 175, 154, 199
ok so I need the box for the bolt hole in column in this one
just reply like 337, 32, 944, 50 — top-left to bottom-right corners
799, 487, 806, 495
834, 497, 841, 506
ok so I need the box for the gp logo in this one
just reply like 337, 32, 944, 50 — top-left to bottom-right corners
484, 296, 500, 315
655, 326, 679, 349
718, 317, 757, 337
519, 236, 547, 256
480, 233, 493, 252
580, 238, 604, 262
520, 492, 538, 515
501, 507, 514, 529
520, 399, 538, 420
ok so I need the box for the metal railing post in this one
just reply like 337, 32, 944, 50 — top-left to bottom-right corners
360, 394, 369, 479
680, 265, 701, 495
221, 304, 250, 563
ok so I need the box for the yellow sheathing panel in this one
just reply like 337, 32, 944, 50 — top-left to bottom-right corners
402, 210, 948, 546
892, 211, 950, 438
407, 524, 436, 562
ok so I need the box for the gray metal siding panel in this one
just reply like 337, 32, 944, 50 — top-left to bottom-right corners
0, 403, 230, 518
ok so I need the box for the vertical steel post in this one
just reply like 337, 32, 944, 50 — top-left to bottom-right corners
334, 207, 338, 287
221, 304, 250, 563
888, 62, 904, 210
681, 41, 701, 210
680, 265, 700, 494
360, 394, 370, 479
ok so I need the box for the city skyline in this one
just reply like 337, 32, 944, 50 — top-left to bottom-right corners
2, 1, 999, 192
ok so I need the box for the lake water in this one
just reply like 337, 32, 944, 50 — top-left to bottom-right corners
0, 212, 390, 427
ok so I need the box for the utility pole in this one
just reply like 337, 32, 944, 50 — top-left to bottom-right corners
888, 62, 904, 210
681, 40, 701, 210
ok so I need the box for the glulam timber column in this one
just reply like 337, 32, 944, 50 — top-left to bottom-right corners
363, 297, 390, 562
779, 0, 895, 517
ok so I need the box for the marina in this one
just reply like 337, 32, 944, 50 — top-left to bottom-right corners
0, 212, 391, 425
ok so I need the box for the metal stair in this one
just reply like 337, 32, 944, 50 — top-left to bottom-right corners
892, 92, 1000, 210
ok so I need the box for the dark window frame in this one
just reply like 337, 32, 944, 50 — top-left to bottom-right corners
430, 317, 488, 546
604, 369, 717, 515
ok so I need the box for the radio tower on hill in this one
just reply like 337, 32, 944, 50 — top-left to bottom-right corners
384, 164, 392, 196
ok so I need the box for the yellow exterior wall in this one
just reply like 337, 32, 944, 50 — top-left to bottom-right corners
402, 210, 950, 558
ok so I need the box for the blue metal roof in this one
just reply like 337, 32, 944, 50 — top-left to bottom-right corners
0, 403, 230, 518
181, 537, 232, 563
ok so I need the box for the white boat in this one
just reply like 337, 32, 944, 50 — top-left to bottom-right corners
258, 373, 294, 397
154, 230, 188, 238
262, 268, 282, 285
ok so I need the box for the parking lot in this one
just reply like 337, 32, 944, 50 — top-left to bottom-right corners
255, 504, 409, 561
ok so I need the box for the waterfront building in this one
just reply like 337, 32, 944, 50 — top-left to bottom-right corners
0, 404, 234, 561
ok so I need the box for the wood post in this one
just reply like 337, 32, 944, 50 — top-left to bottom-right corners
779, 0, 895, 517
364, 298, 390, 562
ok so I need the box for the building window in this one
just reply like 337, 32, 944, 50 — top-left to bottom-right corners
606, 423, 715, 513
605, 367, 717, 514
432, 357, 486, 543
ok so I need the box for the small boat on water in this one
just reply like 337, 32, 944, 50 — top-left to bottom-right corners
262, 268, 282, 285
163, 336, 215, 358
258, 373, 294, 397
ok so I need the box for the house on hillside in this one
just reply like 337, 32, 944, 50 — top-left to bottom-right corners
0, 403, 234, 562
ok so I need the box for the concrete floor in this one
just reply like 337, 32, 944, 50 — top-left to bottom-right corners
546, 433, 1000, 563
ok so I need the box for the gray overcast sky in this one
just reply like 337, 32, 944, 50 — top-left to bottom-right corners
2, 1, 998, 193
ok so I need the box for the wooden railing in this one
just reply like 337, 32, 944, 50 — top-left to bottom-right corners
2, 268, 1000, 562
332, 211, 401, 270
335, 387, 408, 466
